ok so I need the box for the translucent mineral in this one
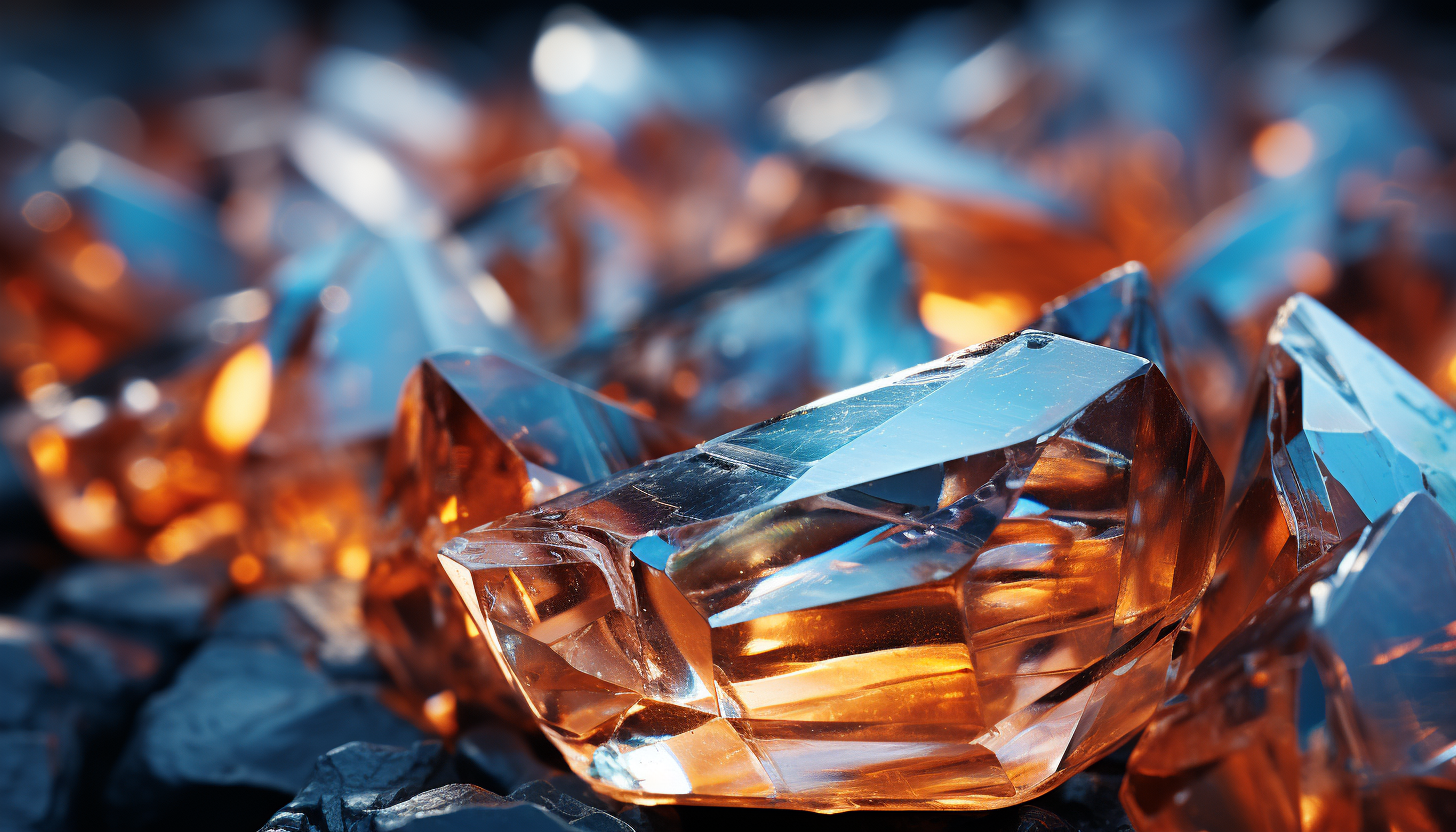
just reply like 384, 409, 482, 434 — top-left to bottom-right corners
556, 217, 936, 436
1187, 293, 1456, 669
366, 350, 694, 724
442, 331, 1222, 811
1122, 492, 1456, 832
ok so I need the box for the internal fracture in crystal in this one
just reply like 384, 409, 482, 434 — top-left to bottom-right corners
442, 331, 1222, 811
1122, 492, 1456, 832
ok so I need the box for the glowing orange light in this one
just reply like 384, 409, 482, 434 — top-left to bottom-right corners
147, 501, 246, 563
335, 542, 371, 580
18, 362, 59, 398
58, 479, 119, 536
423, 690, 458, 736
230, 553, 264, 585
1252, 120, 1315, 178
72, 242, 127, 290
21, 191, 72, 232
919, 291, 1034, 348
27, 427, 68, 477
438, 495, 459, 525
462, 612, 480, 638
1287, 250, 1335, 296
671, 368, 701, 399
203, 343, 272, 454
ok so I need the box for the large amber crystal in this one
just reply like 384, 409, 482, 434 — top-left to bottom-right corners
441, 331, 1222, 811
365, 350, 694, 723
1187, 293, 1456, 669
1122, 492, 1456, 832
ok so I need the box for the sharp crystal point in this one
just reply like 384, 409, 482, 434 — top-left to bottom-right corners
1189, 292, 1456, 668
365, 349, 695, 723
1035, 261, 1168, 373
442, 331, 1223, 811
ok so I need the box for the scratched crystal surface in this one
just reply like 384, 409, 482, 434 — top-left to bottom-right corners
366, 349, 694, 724
441, 331, 1222, 811
556, 217, 935, 436
1187, 293, 1456, 670
1123, 492, 1456, 832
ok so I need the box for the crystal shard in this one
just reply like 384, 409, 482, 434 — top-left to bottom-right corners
366, 350, 695, 724
442, 332, 1222, 811
1035, 262, 1169, 372
1188, 293, 1456, 669
556, 217, 935, 437
1122, 492, 1456, 832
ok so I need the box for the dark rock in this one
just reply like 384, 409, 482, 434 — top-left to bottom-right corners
106, 586, 425, 831
0, 729, 76, 832
507, 780, 633, 832
454, 722, 557, 794
23, 558, 230, 654
369, 784, 577, 832
0, 615, 161, 831
261, 741, 455, 832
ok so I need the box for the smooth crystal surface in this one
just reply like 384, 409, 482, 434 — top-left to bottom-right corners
366, 350, 694, 723
1123, 492, 1456, 832
1187, 293, 1456, 668
1035, 262, 1169, 373
556, 217, 935, 436
441, 332, 1222, 811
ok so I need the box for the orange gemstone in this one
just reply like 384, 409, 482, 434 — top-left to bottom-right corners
441, 331, 1221, 810
1123, 492, 1456, 832
364, 349, 696, 725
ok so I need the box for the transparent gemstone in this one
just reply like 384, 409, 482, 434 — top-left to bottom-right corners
1123, 492, 1456, 832
556, 217, 936, 437
366, 349, 694, 723
1188, 293, 1456, 668
442, 331, 1222, 811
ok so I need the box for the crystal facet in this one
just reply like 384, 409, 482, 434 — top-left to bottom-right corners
1188, 293, 1456, 669
556, 217, 935, 436
1122, 492, 1456, 832
366, 350, 695, 723
441, 332, 1222, 811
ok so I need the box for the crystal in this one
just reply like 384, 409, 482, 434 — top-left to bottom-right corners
557, 216, 936, 436
1187, 293, 1456, 669
1034, 262, 1169, 372
1, 140, 243, 390
1122, 491, 1456, 832
442, 331, 1222, 811
366, 350, 696, 725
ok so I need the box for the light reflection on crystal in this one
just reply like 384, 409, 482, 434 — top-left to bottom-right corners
366, 349, 695, 725
1123, 492, 1456, 832
442, 331, 1221, 810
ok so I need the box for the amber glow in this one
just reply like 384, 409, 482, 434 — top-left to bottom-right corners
462, 612, 480, 638
1287, 250, 1335, 296
27, 427, 68, 478
670, 368, 700, 399
439, 495, 458, 524
230, 553, 264, 585
1252, 120, 1315, 178
423, 690, 458, 736
71, 242, 127, 290
202, 343, 272, 454
18, 362, 60, 398
147, 501, 245, 563
57, 479, 119, 536
335, 542, 371, 580
919, 290, 1034, 347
